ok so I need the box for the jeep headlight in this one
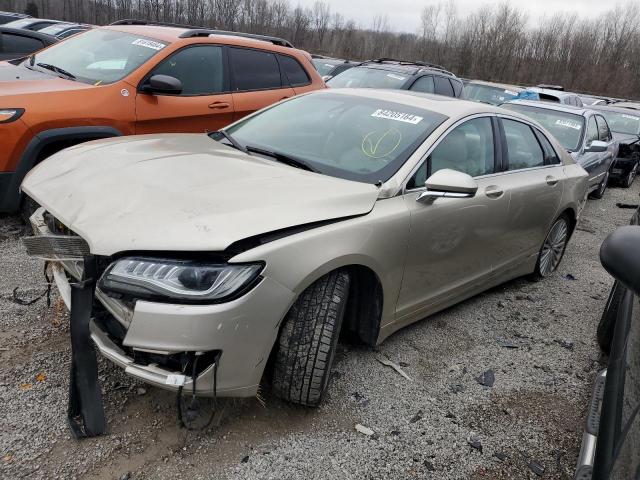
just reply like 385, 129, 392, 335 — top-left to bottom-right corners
99, 257, 263, 303
0, 109, 25, 124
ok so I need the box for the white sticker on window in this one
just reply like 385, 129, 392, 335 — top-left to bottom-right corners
132, 38, 166, 51
165, 374, 186, 386
371, 109, 423, 124
504, 89, 517, 96
555, 119, 582, 130
622, 114, 640, 121
386, 73, 406, 81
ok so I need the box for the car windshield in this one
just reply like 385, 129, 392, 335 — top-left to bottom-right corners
465, 83, 519, 105
599, 111, 640, 136
224, 92, 447, 183
312, 59, 342, 76
25, 29, 168, 85
502, 104, 585, 151
327, 67, 409, 89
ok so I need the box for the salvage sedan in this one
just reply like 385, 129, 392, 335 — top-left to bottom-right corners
22, 89, 588, 410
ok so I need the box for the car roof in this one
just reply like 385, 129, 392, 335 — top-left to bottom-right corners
8, 17, 63, 25
593, 104, 640, 115
466, 80, 523, 91
0, 25, 57, 41
103, 24, 299, 51
611, 102, 640, 110
529, 87, 577, 98
506, 99, 592, 116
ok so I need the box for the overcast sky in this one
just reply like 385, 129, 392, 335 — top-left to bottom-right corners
294, 0, 617, 33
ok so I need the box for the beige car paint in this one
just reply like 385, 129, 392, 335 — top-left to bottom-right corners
22, 89, 589, 397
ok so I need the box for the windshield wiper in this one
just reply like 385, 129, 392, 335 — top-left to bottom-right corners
245, 146, 319, 173
211, 130, 248, 153
36, 62, 76, 80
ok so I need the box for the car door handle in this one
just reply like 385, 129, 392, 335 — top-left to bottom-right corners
485, 186, 504, 198
546, 175, 559, 186
208, 101, 230, 109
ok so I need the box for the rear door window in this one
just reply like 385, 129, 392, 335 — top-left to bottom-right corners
434, 76, 454, 97
502, 118, 545, 170
230, 47, 282, 91
450, 79, 463, 97
1, 33, 43, 54
151, 45, 225, 95
409, 75, 435, 94
277, 54, 310, 87
596, 115, 612, 142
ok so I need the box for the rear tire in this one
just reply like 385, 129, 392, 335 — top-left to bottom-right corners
623, 164, 638, 188
272, 271, 350, 406
597, 280, 625, 354
531, 214, 570, 280
20, 195, 41, 226
591, 171, 609, 199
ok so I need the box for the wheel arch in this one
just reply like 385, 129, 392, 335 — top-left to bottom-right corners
1, 126, 122, 212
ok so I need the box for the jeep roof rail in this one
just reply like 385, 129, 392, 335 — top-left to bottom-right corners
178, 28, 294, 48
363, 57, 455, 77
109, 19, 206, 29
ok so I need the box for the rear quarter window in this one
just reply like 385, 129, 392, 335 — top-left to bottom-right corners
434, 76, 454, 97
277, 54, 310, 87
230, 47, 282, 91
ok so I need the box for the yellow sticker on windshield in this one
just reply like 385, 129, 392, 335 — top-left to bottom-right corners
362, 129, 402, 159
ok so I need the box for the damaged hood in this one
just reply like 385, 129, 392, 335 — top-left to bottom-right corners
612, 131, 640, 145
22, 134, 380, 256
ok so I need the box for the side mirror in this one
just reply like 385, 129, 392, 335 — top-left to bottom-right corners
141, 74, 182, 95
418, 168, 478, 202
585, 140, 608, 153
600, 226, 640, 296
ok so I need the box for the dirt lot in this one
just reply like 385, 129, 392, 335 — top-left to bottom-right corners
1, 182, 638, 480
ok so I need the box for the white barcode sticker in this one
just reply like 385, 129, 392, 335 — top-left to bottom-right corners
555, 119, 581, 130
165, 374, 186, 386
386, 73, 406, 81
371, 109, 423, 124
132, 38, 166, 51
622, 114, 640, 121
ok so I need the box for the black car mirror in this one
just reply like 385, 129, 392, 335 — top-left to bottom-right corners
600, 225, 640, 296
141, 74, 182, 95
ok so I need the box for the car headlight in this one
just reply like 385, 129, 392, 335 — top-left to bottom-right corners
99, 257, 263, 303
0, 108, 25, 124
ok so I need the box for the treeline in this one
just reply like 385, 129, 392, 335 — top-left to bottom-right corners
3, 0, 640, 99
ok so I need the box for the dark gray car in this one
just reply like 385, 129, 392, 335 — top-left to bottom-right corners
501, 100, 617, 198
0, 26, 57, 61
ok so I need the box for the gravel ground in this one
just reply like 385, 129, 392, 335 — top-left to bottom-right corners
1, 181, 638, 480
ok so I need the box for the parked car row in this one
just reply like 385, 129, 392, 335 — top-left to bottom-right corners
1, 17, 639, 475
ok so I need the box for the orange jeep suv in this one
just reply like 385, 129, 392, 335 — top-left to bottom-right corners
0, 20, 325, 213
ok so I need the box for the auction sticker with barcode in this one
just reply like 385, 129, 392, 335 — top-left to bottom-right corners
622, 114, 640, 121
165, 374, 186, 386
555, 119, 581, 130
132, 38, 166, 51
371, 109, 423, 124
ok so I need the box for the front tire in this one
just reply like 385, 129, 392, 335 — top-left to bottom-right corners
591, 171, 609, 199
623, 164, 638, 188
531, 214, 570, 280
272, 270, 350, 406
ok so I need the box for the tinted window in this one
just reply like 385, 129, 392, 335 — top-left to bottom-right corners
278, 54, 309, 87
230, 47, 281, 91
408, 117, 495, 188
450, 79, 463, 97
586, 116, 599, 145
535, 129, 560, 164
226, 92, 447, 184
58, 28, 85, 39
434, 76, 454, 97
409, 75, 435, 94
1, 33, 43, 54
600, 111, 640, 136
596, 115, 612, 142
503, 119, 545, 170
152, 45, 224, 95
574, 96, 583, 107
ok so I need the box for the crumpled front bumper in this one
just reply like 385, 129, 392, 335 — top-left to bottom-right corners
26, 208, 296, 397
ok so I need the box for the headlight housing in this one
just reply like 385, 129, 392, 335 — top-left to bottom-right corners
0, 108, 25, 124
99, 257, 263, 303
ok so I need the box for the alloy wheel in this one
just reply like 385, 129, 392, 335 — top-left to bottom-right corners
539, 218, 568, 277
626, 166, 637, 188
598, 171, 609, 196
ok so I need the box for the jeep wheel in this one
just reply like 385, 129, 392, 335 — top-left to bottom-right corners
272, 270, 350, 406
20, 195, 41, 225
623, 164, 638, 188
